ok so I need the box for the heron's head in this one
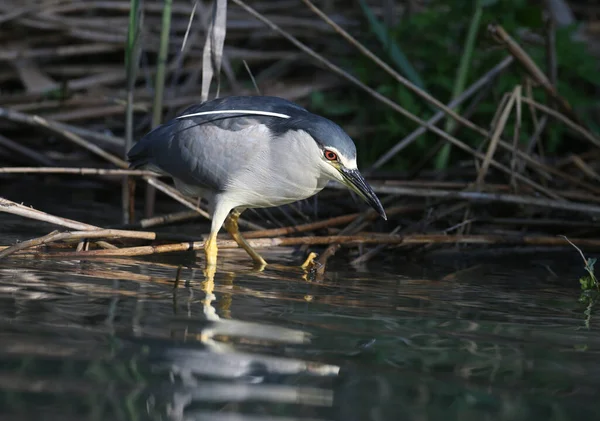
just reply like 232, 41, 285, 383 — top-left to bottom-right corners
298, 115, 387, 220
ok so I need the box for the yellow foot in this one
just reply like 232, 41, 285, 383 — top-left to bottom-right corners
224, 211, 268, 267
301, 252, 319, 270
253, 260, 267, 272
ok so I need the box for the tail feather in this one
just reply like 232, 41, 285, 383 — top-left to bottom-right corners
127, 122, 173, 170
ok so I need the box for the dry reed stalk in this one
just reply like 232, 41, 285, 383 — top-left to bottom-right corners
8, 234, 600, 259
509, 85, 522, 190
0, 228, 160, 259
0, 197, 100, 231
200, 0, 228, 101
476, 86, 519, 186
478, 217, 600, 229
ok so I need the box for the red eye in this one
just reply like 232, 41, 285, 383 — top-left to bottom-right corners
324, 150, 338, 161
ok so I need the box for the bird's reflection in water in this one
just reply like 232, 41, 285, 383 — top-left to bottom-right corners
150, 258, 341, 421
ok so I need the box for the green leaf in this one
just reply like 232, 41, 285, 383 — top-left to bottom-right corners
444, 1, 483, 133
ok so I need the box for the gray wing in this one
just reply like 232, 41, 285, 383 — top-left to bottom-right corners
127, 96, 311, 191
127, 113, 267, 192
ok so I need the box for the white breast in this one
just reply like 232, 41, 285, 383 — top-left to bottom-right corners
224, 129, 328, 209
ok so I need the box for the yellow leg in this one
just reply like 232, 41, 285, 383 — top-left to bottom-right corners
204, 232, 218, 282
204, 232, 218, 267
224, 210, 267, 267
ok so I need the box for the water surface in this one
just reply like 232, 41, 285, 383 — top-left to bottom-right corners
1, 242, 598, 421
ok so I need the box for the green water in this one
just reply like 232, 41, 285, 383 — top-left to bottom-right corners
1, 185, 600, 420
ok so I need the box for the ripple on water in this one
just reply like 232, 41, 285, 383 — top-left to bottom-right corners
0, 249, 598, 421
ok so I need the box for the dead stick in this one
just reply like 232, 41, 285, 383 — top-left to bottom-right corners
0, 197, 100, 231
10, 234, 600, 258
0, 228, 159, 259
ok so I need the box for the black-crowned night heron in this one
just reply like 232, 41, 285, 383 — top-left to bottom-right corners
128, 95, 386, 269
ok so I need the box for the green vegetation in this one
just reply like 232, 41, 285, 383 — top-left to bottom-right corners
562, 235, 599, 329
579, 257, 598, 291
562, 236, 598, 291
310, 0, 600, 170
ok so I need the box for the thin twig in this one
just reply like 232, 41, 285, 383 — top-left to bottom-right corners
350, 225, 402, 265
115, 210, 202, 229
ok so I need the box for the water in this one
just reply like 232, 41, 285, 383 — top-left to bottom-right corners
1, 187, 600, 420
1, 247, 599, 421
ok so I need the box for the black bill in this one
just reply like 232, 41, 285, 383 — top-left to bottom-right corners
341, 168, 387, 220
